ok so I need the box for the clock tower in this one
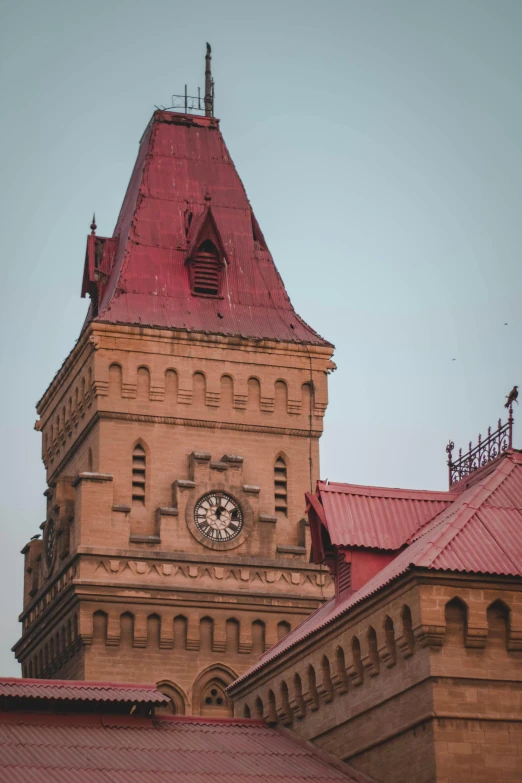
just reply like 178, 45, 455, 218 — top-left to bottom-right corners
14, 76, 335, 714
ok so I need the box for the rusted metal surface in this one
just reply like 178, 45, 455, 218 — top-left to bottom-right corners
0, 711, 368, 782
235, 450, 522, 688
446, 405, 514, 486
0, 678, 168, 705
81, 111, 330, 347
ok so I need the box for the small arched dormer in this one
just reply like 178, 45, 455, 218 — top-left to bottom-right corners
190, 240, 222, 297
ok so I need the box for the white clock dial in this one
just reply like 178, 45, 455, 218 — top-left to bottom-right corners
194, 492, 243, 542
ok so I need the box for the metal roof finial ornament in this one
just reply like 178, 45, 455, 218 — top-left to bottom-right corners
90, 213, 97, 235
446, 393, 516, 486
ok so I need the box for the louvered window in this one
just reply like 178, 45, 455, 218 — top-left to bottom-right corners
274, 457, 288, 515
336, 553, 351, 599
191, 240, 221, 296
132, 444, 146, 504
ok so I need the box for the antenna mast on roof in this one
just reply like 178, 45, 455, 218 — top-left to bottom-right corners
161, 45, 215, 116
204, 43, 214, 117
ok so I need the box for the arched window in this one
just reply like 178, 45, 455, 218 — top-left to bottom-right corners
383, 616, 397, 667
132, 444, 146, 504
321, 655, 334, 700
277, 620, 291, 640
254, 696, 264, 719
191, 240, 221, 297
200, 617, 214, 652
156, 681, 187, 716
267, 689, 277, 725
400, 604, 415, 657
226, 619, 240, 654
274, 457, 288, 515
445, 598, 468, 646
367, 627, 380, 674
147, 614, 161, 649
351, 636, 364, 684
174, 615, 188, 650
252, 620, 266, 655
93, 610, 108, 644
487, 600, 510, 649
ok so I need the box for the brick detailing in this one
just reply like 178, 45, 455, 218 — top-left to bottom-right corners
18, 323, 334, 715
230, 581, 522, 783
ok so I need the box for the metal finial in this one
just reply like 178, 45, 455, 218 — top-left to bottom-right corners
90, 213, 97, 235
204, 43, 213, 117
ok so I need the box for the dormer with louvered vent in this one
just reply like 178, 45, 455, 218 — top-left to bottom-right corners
190, 240, 223, 297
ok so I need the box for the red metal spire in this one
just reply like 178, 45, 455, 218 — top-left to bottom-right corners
81, 110, 330, 346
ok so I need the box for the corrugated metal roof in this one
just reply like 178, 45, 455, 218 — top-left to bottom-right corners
0, 678, 168, 705
0, 712, 373, 782
317, 481, 456, 550
83, 111, 331, 348
233, 451, 522, 688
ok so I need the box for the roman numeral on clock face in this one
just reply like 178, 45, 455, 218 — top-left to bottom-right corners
194, 492, 243, 543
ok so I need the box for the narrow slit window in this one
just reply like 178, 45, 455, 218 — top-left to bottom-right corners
191, 240, 221, 297
132, 444, 146, 504
274, 457, 288, 515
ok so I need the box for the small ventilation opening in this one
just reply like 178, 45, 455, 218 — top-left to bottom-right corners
251, 212, 266, 250
274, 457, 288, 515
132, 444, 146, 504
337, 553, 351, 599
191, 240, 221, 297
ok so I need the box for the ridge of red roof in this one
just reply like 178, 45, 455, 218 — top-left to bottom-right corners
0, 709, 372, 782
234, 451, 522, 688
313, 480, 456, 551
0, 677, 168, 704
83, 110, 331, 348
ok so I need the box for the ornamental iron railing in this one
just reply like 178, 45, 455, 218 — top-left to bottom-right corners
446, 405, 514, 487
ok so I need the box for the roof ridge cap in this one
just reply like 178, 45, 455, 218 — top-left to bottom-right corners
410, 460, 516, 566
320, 482, 456, 498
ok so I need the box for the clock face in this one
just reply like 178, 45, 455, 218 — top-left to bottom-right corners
194, 492, 243, 543
45, 518, 56, 568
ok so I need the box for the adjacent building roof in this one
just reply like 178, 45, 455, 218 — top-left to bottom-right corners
311, 481, 456, 552
0, 678, 168, 708
0, 710, 373, 782
234, 450, 522, 687
82, 111, 331, 347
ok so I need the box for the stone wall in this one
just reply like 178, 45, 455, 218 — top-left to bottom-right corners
230, 577, 522, 783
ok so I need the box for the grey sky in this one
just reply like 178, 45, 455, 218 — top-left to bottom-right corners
1, 0, 521, 675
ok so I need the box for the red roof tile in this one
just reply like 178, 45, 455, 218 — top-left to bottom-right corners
0, 711, 373, 782
315, 481, 456, 550
234, 451, 522, 687
0, 678, 168, 706
83, 111, 331, 347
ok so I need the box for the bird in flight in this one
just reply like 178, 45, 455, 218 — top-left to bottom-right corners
504, 385, 519, 408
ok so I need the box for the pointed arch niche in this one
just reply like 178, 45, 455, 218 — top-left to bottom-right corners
192, 664, 237, 718
186, 205, 228, 298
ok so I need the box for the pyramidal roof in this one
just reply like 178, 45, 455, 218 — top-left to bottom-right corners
82, 111, 330, 346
